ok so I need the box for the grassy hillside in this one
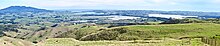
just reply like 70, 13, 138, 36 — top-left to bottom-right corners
38, 38, 207, 46
0, 36, 33, 46
57, 25, 101, 39
121, 23, 220, 38
2, 23, 218, 46
2, 23, 103, 43
80, 23, 220, 41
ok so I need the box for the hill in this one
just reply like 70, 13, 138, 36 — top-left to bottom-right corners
0, 6, 52, 13
0, 36, 33, 46
2, 23, 102, 43
1, 23, 214, 46
38, 38, 206, 46
73, 23, 220, 41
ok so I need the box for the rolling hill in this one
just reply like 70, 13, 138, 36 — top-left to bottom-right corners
68, 23, 220, 41
2, 23, 215, 46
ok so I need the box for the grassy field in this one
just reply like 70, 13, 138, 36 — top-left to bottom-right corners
38, 38, 208, 46
119, 23, 220, 38
0, 36, 33, 46
77, 23, 220, 41
3, 23, 220, 46
37, 23, 220, 46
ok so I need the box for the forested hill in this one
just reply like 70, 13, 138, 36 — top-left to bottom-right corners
0, 6, 52, 13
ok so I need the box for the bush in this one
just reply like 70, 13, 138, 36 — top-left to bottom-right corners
161, 18, 206, 24
79, 30, 120, 41
116, 35, 141, 41
144, 22, 160, 25
56, 31, 76, 38
112, 28, 127, 34
79, 28, 128, 41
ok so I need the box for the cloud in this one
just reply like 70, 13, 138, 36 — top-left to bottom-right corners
1, 0, 220, 11
23, 0, 188, 7
17, 0, 195, 10
23, 0, 145, 7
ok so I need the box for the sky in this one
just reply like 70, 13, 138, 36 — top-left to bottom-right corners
0, 0, 220, 12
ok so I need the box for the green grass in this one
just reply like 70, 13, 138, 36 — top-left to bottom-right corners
3, 23, 217, 46
38, 38, 80, 46
80, 23, 220, 41
39, 38, 207, 46
0, 36, 33, 46
58, 25, 101, 39
119, 23, 220, 39
2, 24, 103, 43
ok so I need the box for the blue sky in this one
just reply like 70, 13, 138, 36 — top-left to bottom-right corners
0, 0, 220, 12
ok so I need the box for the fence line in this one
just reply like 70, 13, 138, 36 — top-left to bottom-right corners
201, 37, 220, 46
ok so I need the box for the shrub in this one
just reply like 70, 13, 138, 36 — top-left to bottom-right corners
79, 30, 120, 41
116, 35, 141, 41
80, 28, 129, 41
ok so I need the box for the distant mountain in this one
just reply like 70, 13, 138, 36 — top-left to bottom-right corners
0, 6, 52, 13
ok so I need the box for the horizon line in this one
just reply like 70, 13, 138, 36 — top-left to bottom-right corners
1, 6, 220, 12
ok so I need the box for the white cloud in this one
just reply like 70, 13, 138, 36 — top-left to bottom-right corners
23, 0, 189, 7
16, 0, 208, 10
1, 0, 219, 11
3, 0, 220, 12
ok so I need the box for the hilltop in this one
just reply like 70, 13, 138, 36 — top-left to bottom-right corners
59, 23, 220, 41
0, 6, 52, 13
